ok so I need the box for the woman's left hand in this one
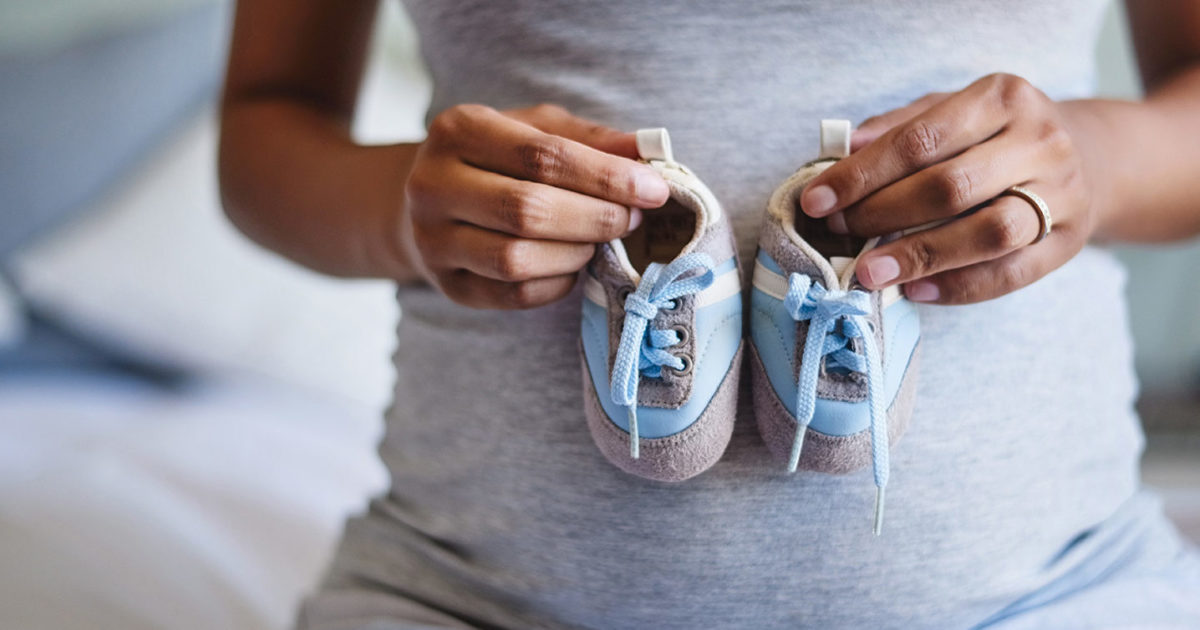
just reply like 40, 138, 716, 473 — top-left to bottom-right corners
800, 73, 1098, 305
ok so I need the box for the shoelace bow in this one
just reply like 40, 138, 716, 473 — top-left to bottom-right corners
784, 273, 890, 535
610, 253, 716, 460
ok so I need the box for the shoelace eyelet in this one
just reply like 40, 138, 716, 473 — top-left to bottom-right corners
669, 325, 689, 346
669, 354, 693, 376
617, 286, 633, 303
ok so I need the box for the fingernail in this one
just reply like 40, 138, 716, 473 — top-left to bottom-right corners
827, 212, 848, 235
905, 280, 940, 302
627, 207, 643, 233
634, 170, 669, 205
862, 256, 900, 287
802, 184, 837, 216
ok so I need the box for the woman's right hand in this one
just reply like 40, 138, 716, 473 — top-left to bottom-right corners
400, 103, 671, 309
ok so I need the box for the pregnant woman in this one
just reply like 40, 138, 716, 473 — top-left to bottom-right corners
219, 1, 1200, 628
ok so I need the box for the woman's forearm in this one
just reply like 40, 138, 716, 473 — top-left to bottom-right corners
218, 97, 423, 282
1062, 64, 1200, 243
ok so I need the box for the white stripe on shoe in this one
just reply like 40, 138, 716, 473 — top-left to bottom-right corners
583, 273, 608, 306
753, 261, 903, 307
751, 261, 789, 301
695, 266, 741, 307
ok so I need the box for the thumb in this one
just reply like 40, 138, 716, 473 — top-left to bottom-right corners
504, 104, 640, 159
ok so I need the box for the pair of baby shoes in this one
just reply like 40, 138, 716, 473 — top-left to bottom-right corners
578, 123, 921, 533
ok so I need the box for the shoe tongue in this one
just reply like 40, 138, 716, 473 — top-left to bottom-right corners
829, 256, 855, 279
831, 238, 882, 289
834, 219, 950, 288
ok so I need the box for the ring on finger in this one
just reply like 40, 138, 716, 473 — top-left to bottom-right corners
1001, 185, 1053, 245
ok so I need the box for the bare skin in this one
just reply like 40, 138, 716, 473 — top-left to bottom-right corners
219, 0, 666, 310
220, 0, 1200, 309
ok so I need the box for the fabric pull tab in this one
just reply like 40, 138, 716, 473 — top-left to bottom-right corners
636, 128, 674, 164
819, 119, 851, 160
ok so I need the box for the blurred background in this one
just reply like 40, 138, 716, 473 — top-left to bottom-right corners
0, 2, 1196, 629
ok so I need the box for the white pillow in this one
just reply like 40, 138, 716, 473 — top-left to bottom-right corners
9, 1, 431, 409
10, 112, 399, 409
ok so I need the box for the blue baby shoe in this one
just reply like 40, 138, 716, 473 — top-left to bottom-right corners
579, 128, 743, 482
749, 120, 921, 533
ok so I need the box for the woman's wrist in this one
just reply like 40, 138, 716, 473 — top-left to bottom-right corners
363, 141, 425, 284
220, 98, 428, 282
1054, 99, 1131, 241
1057, 67, 1200, 243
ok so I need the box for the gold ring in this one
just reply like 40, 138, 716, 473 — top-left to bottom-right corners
1002, 185, 1052, 245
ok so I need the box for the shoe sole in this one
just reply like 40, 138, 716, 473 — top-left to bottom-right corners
580, 342, 743, 482
749, 341, 920, 474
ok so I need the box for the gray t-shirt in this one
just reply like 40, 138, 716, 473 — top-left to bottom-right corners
302, 2, 1197, 628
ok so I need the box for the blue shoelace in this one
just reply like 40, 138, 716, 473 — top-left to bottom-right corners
610, 253, 716, 460
784, 273, 890, 535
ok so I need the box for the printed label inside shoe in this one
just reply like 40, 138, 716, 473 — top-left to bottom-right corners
623, 198, 697, 271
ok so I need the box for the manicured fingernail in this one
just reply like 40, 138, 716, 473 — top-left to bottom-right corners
862, 256, 900, 287
802, 184, 837, 216
827, 212, 848, 234
634, 170, 669, 205
905, 280, 940, 302
627, 207, 643, 233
